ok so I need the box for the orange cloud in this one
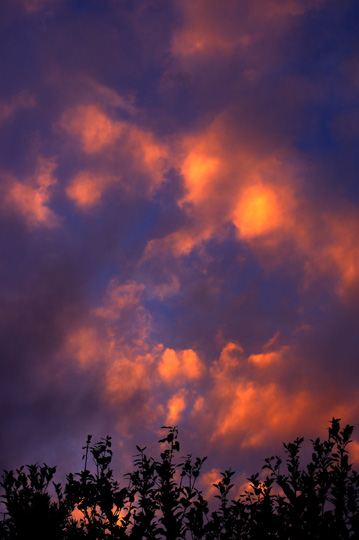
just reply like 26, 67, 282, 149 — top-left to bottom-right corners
60, 104, 169, 200
66, 272, 359, 450
187, 337, 359, 452
144, 116, 297, 260
216, 342, 245, 371
144, 228, 210, 259
158, 348, 204, 383
5, 157, 59, 228
198, 468, 222, 500
179, 150, 221, 207
60, 105, 123, 154
177, 122, 231, 209
293, 206, 359, 295
105, 349, 155, 404
64, 275, 208, 433
263, 330, 281, 350
172, 0, 323, 60
233, 183, 290, 240
66, 318, 162, 420
172, 0, 253, 58
180, 129, 296, 244
315, 210, 359, 294
148, 275, 181, 300
128, 125, 169, 189
350, 441, 359, 465
247, 333, 289, 368
205, 348, 316, 447
143, 114, 358, 296
66, 171, 118, 207
166, 389, 187, 424
94, 280, 152, 350
248, 348, 287, 367
95, 280, 146, 319
66, 326, 104, 367
179, 339, 328, 449
65, 281, 160, 426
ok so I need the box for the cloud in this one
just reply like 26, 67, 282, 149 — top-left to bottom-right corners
166, 389, 188, 424
208, 380, 310, 448
20, 0, 63, 14
147, 275, 181, 300
63, 279, 160, 432
64, 278, 196, 429
248, 348, 288, 367
142, 113, 358, 296
66, 326, 104, 368
94, 279, 150, 345
189, 340, 355, 450
0, 91, 36, 124
104, 348, 156, 405
60, 104, 170, 202
158, 348, 204, 383
66, 171, 119, 208
0, 0, 357, 491
232, 182, 295, 240
178, 119, 296, 244
144, 114, 300, 261
82, 78, 136, 114
62, 273, 209, 437
172, 0, 324, 76
198, 468, 222, 500
300, 208, 359, 296
350, 441, 359, 464
66, 277, 359, 455
3, 157, 59, 228
60, 105, 124, 154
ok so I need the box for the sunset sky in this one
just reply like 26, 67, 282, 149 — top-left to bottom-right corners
1, 0, 358, 488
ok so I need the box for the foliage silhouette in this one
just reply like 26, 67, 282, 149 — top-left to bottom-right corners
1, 418, 359, 539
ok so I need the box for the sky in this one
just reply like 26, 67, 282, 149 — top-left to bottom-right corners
0, 0, 358, 491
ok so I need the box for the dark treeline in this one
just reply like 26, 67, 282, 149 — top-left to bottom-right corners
1, 418, 359, 539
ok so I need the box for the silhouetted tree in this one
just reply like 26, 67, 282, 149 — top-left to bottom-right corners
1, 418, 359, 539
